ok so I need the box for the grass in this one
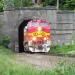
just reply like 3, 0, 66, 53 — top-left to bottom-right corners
50, 44, 75, 54
0, 45, 75, 75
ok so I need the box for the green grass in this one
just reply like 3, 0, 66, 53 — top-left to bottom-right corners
0, 45, 75, 75
50, 44, 75, 54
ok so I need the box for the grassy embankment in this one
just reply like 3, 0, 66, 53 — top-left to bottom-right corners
50, 44, 75, 54
0, 45, 75, 75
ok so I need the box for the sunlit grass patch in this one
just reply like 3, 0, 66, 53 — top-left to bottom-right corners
0, 45, 75, 75
50, 44, 75, 54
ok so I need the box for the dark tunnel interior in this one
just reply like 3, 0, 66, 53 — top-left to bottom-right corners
18, 19, 32, 52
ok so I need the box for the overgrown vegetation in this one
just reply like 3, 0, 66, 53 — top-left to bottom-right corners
0, 36, 10, 48
50, 44, 75, 54
13, 0, 32, 8
42, 0, 75, 10
0, 45, 75, 75
59, 0, 75, 10
42, 0, 56, 7
0, 0, 75, 12
0, 0, 4, 12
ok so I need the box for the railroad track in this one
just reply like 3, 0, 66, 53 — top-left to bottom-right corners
21, 51, 75, 57
15, 52, 75, 69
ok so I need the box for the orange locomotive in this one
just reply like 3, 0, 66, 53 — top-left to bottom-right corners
24, 20, 51, 52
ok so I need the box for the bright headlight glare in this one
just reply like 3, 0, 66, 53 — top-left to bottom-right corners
32, 37, 36, 41
44, 37, 47, 40
38, 26, 42, 31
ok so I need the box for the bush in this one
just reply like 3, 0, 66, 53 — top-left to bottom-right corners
14, 0, 32, 8
42, 0, 56, 7
50, 44, 75, 54
0, 36, 10, 48
0, 0, 4, 12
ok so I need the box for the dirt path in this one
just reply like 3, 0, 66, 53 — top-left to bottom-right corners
15, 53, 75, 69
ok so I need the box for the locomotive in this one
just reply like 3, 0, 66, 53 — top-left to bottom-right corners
24, 19, 51, 52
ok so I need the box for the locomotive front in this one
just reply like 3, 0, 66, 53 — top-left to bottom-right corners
24, 20, 51, 52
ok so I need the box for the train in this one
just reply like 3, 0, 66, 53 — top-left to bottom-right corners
24, 19, 51, 52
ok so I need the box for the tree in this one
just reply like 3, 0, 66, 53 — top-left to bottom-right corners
13, 0, 21, 8
63, 0, 75, 10
43, 0, 56, 6
13, 0, 32, 8
2, 0, 75, 10
4, 0, 14, 9
0, 0, 4, 12
42, 0, 75, 10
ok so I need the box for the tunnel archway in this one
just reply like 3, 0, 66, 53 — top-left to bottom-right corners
18, 19, 32, 52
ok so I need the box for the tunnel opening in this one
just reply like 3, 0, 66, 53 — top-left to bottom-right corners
18, 19, 32, 52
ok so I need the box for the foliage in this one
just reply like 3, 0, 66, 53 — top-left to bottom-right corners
54, 61, 75, 75
13, 0, 32, 8
62, 0, 75, 10
4, 0, 14, 9
0, 0, 4, 12
0, 45, 13, 56
0, 0, 75, 11
42, 0, 75, 10
50, 44, 75, 54
22, 0, 32, 7
0, 36, 10, 48
42, 0, 56, 7
13, 0, 21, 8
0, 46, 75, 75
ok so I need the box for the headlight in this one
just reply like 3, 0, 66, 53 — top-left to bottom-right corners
32, 37, 36, 41
44, 37, 47, 40
38, 26, 42, 31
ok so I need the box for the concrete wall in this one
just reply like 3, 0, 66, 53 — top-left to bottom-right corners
0, 8, 75, 51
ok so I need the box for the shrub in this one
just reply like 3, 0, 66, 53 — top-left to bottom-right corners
50, 44, 75, 54
0, 36, 10, 48
14, 0, 32, 8
42, 0, 56, 7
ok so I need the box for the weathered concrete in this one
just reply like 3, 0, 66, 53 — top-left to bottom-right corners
0, 8, 75, 52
